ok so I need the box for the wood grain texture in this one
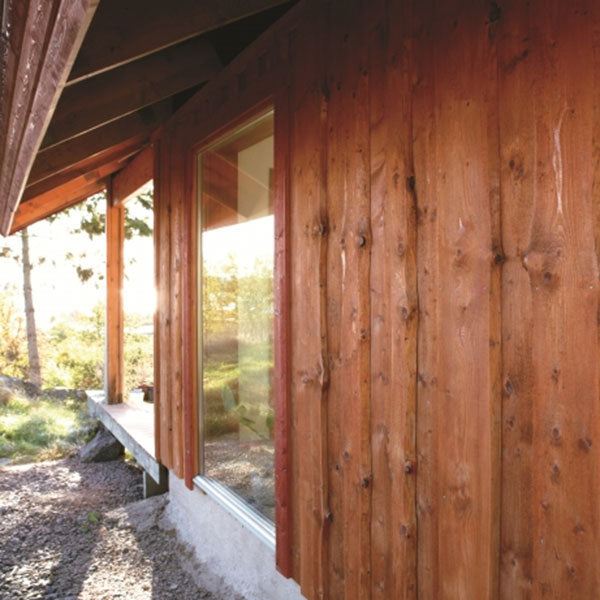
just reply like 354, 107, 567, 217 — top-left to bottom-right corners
413, 1, 500, 597
155, 135, 173, 469
152, 140, 162, 462
106, 186, 125, 405
274, 83, 292, 575
329, 3, 372, 599
112, 145, 155, 206
10, 162, 120, 234
0, 0, 98, 236
43, 36, 221, 150
368, 0, 417, 597
169, 124, 184, 479
182, 137, 199, 490
147, 1, 600, 598
69, 0, 289, 84
23, 137, 145, 203
499, 2, 600, 597
288, 4, 330, 595
29, 103, 168, 187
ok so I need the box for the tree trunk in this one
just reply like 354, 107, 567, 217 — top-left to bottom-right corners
20, 228, 42, 389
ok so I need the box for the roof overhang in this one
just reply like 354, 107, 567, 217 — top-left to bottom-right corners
0, 0, 294, 236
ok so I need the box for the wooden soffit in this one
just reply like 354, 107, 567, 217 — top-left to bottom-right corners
68, 0, 291, 84
0, 0, 99, 236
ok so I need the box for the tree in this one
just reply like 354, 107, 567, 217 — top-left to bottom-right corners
20, 228, 42, 388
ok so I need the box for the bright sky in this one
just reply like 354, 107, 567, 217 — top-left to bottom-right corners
203, 215, 274, 274
0, 196, 155, 330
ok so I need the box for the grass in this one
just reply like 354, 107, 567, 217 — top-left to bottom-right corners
0, 390, 95, 463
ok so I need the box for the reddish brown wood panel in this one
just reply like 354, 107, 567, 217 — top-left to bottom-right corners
151, 1, 600, 599
367, 0, 417, 597
182, 140, 199, 490
155, 136, 173, 468
274, 83, 292, 575
288, 5, 330, 597
169, 125, 185, 479
0, 0, 98, 235
152, 140, 163, 462
498, 2, 600, 597
106, 187, 125, 405
413, 1, 501, 597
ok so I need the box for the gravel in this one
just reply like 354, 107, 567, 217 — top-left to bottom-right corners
0, 457, 240, 600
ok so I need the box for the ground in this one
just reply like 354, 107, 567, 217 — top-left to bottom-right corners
0, 456, 241, 600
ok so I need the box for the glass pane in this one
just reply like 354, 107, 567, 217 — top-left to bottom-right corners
199, 111, 275, 521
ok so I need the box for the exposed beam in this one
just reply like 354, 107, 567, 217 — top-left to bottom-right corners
24, 138, 146, 202
68, 0, 290, 84
10, 176, 108, 235
43, 37, 221, 150
0, 0, 99, 237
106, 184, 125, 404
28, 102, 171, 186
112, 145, 154, 206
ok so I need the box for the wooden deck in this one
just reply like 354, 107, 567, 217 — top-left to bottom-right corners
86, 390, 161, 482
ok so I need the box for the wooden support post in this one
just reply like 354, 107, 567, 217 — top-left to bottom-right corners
106, 182, 125, 404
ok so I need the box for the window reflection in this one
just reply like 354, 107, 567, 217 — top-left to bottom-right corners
199, 111, 274, 521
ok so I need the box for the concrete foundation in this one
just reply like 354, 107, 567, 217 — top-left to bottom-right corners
165, 473, 305, 600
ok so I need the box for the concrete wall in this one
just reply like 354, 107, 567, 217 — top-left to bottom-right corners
165, 473, 305, 600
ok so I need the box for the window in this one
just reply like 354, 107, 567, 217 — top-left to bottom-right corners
197, 110, 275, 522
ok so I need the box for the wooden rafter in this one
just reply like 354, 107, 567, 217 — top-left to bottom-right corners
42, 37, 221, 150
112, 145, 154, 206
23, 138, 146, 203
28, 101, 171, 187
68, 0, 290, 84
0, 0, 99, 236
10, 173, 110, 235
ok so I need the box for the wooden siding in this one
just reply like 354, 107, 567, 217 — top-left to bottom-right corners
154, 0, 600, 598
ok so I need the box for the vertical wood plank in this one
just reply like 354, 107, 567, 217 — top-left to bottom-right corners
152, 139, 162, 461
106, 182, 124, 405
156, 133, 173, 469
169, 126, 184, 478
289, 1, 330, 595
368, 0, 418, 596
499, 1, 600, 597
323, 2, 373, 598
274, 82, 292, 575
182, 140, 199, 489
413, 1, 501, 597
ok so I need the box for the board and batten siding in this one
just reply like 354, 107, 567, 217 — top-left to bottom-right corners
153, 0, 600, 597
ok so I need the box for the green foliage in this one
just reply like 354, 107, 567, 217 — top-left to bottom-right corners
202, 255, 273, 340
0, 288, 29, 380
41, 303, 153, 393
0, 391, 95, 463
201, 254, 274, 439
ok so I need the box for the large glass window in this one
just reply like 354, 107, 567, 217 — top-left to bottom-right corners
198, 111, 274, 521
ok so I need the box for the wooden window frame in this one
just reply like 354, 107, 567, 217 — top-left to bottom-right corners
184, 95, 291, 575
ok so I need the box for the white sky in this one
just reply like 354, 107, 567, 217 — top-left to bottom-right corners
203, 215, 274, 274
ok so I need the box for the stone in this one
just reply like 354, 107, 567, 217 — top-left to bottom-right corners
80, 428, 124, 463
